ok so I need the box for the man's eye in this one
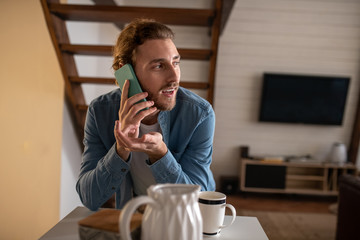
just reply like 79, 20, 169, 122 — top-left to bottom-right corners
154, 64, 162, 69
173, 61, 180, 66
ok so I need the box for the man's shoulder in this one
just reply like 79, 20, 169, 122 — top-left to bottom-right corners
89, 88, 121, 108
176, 87, 213, 113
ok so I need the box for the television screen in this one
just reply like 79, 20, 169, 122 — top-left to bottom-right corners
259, 73, 350, 125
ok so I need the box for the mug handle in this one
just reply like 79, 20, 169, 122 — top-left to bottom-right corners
220, 204, 236, 229
119, 196, 155, 240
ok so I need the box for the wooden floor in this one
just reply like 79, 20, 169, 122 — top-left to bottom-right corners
226, 192, 338, 214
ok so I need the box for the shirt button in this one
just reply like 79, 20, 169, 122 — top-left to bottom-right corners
112, 187, 116, 190
121, 168, 127, 172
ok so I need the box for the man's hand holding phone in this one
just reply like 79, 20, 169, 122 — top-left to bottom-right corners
114, 79, 158, 161
114, 64, 167, 163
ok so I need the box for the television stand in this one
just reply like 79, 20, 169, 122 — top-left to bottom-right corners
239, 158, 357, 195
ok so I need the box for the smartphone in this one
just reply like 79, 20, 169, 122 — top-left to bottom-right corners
114, 64, 147, 104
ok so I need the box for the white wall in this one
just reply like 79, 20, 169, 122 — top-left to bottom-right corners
60, 0, 360, 217
60, 104, 83, 219
1, 1, 64, 238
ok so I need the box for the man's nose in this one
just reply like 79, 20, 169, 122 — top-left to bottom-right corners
166, 66, 180, 83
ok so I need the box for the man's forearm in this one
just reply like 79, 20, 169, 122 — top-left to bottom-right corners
78, 144, 131, 210
149, 150, 215, 191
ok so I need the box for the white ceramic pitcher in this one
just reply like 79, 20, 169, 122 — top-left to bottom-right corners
119, 184, 203, 240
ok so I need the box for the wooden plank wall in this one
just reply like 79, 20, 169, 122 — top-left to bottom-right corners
212, 0, 360, 181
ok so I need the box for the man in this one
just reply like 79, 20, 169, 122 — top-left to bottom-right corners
76, 19, 216, 211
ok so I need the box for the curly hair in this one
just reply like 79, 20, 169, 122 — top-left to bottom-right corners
112, 19, 175, 71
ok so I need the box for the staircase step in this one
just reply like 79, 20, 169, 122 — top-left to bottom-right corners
70, 76, 209, 90
60, 44, 212, 60
69, 76, 115, 84
60, 44, 112, 56
49, 4, 214, 26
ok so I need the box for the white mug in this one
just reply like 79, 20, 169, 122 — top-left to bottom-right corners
198, 191, 236, 236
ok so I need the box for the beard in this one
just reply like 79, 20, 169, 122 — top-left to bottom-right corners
146, 83, 178, 111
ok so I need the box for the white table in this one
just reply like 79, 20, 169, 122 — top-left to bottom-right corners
40, 207, 268, 240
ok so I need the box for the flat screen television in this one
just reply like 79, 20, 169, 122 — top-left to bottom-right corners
259, 73, 350, 125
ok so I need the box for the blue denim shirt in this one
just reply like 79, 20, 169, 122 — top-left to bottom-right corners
76, 87, 216, 210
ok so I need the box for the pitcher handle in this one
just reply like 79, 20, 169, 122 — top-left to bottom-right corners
119, 196, 155, 240
220, 204, 236, 229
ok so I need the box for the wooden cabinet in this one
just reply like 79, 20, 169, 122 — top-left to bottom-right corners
240, 159, 357, 195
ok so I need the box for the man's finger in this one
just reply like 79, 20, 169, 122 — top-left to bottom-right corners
116, 129, 147, 151
114, 121, 136, 148
141, 132, 162, 144
120, 80, 130, 110
132, 106, 157, 123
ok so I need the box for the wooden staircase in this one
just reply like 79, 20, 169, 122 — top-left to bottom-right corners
40, 0, 235, 148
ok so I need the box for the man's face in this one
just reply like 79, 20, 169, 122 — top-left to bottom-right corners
134, 38, 181, 111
